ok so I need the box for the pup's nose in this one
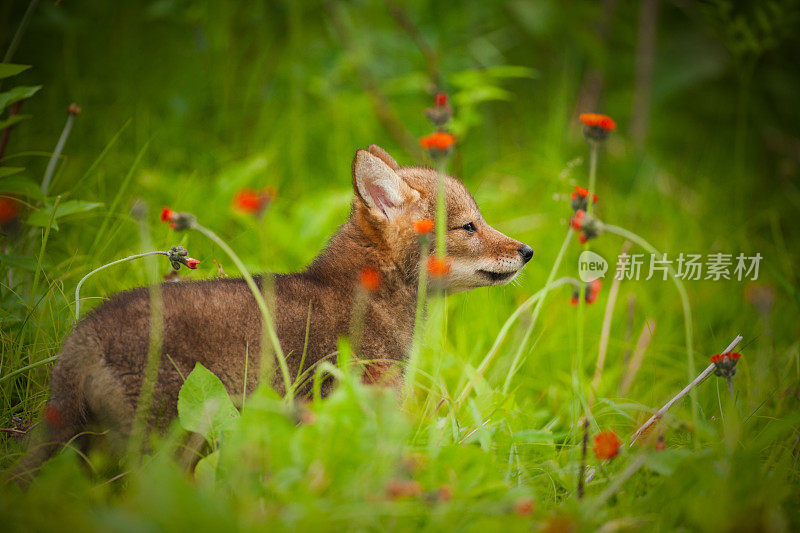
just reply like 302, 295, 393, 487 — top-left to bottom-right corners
518, 244, 533, 263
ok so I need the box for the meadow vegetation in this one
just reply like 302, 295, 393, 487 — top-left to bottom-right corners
1, 1, 799, 530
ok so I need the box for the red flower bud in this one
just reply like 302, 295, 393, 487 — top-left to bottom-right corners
160, 206, 176, 222
185, 258, 200, 269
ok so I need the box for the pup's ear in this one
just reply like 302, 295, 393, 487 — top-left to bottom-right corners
352, 149, 416, 221
367, 144, 400, 171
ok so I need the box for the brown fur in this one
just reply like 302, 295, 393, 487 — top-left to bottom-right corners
12, 146, 531, 480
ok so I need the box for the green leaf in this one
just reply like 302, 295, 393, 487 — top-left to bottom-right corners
25, 200, 103, 229
0, 176, 44, 200
177, 363, 239, 444
0, 167, 24, 178
0, 63, 31, 80
194, 450, 220, 486
644, 449, 693, 476
511, 429, 566, 444
0, 85, 41, 113
0, 252, 42, 271
0, 114, 31, 130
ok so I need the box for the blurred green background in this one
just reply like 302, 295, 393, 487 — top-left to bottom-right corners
1, 0, 799, 530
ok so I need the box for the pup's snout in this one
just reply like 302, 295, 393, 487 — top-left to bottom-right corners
518, 244, 533, 263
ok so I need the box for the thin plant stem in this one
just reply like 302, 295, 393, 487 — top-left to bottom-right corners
403, 240, 430, 399
74, 251, 168, 320
591, 240, 632, 402
586, 141, 598, 215
602, 223, 697, 435
191, 223, 292, 399
434, 158, 447, 257
0, 355, 57, 384
577, 417, 589, 499
575, 140, 599, 421
455, 276, 576, 407
42, 114, 76, 196
501, 229, 573, 394
630, 335, 742, 445
13, 196, 63, 365
29, 195, 61, 307
127, 216, 163, 462
2, 0, 40, 63
593, 454, 647, 509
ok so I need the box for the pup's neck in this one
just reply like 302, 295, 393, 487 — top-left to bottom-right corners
306, 210, 418, 294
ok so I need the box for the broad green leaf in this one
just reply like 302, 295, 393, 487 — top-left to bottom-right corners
0, 114, 31, 130
0, 176, 44, 200
25, 200, 103, 229
0, 85, 41, 112
0, 167, 24, 178
194, 450, 220, 486
0, 63, 31, 80
178, 362, 239, 443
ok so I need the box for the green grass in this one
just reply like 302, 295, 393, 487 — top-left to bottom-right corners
1, 0, 799, 530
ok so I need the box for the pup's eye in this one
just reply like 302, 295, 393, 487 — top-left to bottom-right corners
461, 222, 476, 234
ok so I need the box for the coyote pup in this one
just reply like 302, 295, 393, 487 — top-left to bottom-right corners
17, 145, 532, 476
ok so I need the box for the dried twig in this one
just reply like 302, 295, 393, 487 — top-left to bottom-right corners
619, 318, 656, 395
630, 335, 743, 446
591, 240, 632, 402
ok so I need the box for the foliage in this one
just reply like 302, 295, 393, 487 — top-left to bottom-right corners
1, 0, 799, 531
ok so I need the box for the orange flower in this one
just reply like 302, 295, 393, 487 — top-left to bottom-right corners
233, 187, 276, 216
185, 258, 200, 270
580, 113, 616, 131
592, 430, 621, 460
413, 219, 434, 234
419, 132, 456, 151
160, 207, 195, 231
436, 485, 453, 502
160, 206, 176, 223
571, 185, 599, 212
359, 266, 381, 291
386, 478, 423, 500
44, 404, 62, 427
427, 256, 451, 277
570, 210, 585, 232
586, 279, 602, 304
0, 196, 19, 225
513, 497, 535, 516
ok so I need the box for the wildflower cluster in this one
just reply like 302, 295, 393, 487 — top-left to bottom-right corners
580, 113, 616, 141
419, 92, 456, 159
711, 352, 741, 379
166, 245, 200, 270
160, 206, 196, 231
233, 186, 276, 217
570, 279, 602, 305
570, 186, 598, 212
569, 209, 601, 244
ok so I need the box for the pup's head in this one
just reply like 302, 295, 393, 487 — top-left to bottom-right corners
351, 145, 532, 292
